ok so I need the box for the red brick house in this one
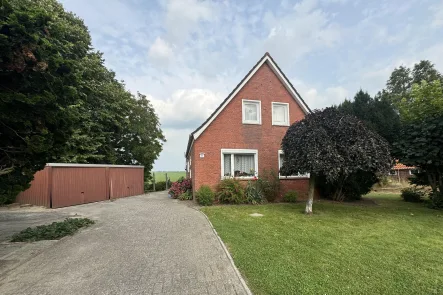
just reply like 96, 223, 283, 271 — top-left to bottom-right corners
185, 52, 312, 199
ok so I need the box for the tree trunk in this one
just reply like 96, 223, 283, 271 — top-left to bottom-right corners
305, 174, 315, 214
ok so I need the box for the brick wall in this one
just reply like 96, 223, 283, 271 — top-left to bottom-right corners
388, 170, 412, 183
190, 62, 310, 199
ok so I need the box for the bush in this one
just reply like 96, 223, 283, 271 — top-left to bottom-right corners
216, 179, 246, 204
378, 176, 390, 187
258, 169, 280, 202
155, 181, 167, 191
317, 170, 378, 201
196, 185, 215, 206
144, 180, 173, 192
0, 193, 17, 206
428, 191, 443, 209
283, 190, 298, 203
178, 190, 192, 201
144, 182, 153, 192
169, 178, 192, 199
11, 218, 95, 242
1, 172, 31, 205
401, 187, 425, 203
245, 180, 265, 204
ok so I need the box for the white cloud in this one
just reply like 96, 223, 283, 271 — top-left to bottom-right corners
294, 0, 319, 14
431, 2, 443, 28
325, 86, 349, 102
261, 0, 342, 65
148, 37, 174, 66
150, 89, 224, 129
291, 78, 349, 109
422, 42, 443, 71
163, 0, 217, 44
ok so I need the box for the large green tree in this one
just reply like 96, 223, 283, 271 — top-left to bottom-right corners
1, 0, 165, 204
394, 81, 443, 208
337, 90, 400, 145
385, 60, 443, 106
59, 54, 165, 180
0, 0, 91, 202
383, 60, 443, 208
281, 108, 391, 214
113, 93, 165, 178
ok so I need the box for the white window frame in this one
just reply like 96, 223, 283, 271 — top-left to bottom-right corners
389, 170, 398, 176
242, 99, 261, 125
278, 150, 310, 179
220, 149, 258, 179
272, 102, 290, 126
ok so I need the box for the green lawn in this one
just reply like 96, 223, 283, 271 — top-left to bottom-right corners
202, 193, 443, 295
151, 171, 185, 183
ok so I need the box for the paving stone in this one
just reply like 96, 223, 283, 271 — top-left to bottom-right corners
0, 192, 250, 295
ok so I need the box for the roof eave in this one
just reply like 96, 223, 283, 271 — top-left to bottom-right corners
185, 134, 194, 159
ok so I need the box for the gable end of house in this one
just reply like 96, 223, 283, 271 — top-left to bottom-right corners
185, 52, 311, 158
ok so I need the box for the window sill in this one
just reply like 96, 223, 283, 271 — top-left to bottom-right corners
242, 121, 261, 125
272, 123, 290, 127
221, 176, 256, 180
279, 176, 310, 179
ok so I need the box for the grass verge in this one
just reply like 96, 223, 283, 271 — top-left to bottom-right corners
11, 218, 95, 242
202, 192, 443, 295
152, 171, 186, 182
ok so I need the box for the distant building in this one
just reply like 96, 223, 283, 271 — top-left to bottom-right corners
388, 162, 417, 182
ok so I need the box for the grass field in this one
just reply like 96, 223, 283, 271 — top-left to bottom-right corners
202, 192, 443, 295
151, 171, 186, 183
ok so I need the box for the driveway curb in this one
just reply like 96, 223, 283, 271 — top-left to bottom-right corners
198, 210, 253, 295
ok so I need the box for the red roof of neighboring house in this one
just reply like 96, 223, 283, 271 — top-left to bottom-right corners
392, 162, 415, 170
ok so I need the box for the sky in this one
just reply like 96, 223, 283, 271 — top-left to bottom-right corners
59, 0, 443, 171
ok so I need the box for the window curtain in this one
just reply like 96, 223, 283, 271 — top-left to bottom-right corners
279, 154, 284, 169
223, 154, 231, 176
273, 105, 287, 123
234, 154, 255, 175
244, 103, 258, 121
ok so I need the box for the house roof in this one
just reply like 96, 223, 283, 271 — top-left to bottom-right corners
185, 52, 311, 158
392, 162, 415, 170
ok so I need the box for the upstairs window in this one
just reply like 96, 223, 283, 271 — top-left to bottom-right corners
272, 102, 289, 126
242, 100, 261, 124
278, 150, 309, 179
221, 149, 258, 178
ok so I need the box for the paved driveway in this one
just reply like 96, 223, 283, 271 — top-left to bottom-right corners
0, 208, 71, 242
0, 192, 250, 295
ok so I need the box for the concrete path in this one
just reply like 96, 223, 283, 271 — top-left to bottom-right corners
0, 192, 250, 295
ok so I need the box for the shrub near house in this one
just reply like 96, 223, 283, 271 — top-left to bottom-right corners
168, 177, 192, 200
196, 185, 215, 206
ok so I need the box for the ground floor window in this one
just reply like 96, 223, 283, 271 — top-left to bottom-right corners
389, 170, 398, 175
221, 149, 258, 178
278, 150, 309, 179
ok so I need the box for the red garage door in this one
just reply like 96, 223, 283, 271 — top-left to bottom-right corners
109, 168, 144, 199
51, 167, 108, 208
